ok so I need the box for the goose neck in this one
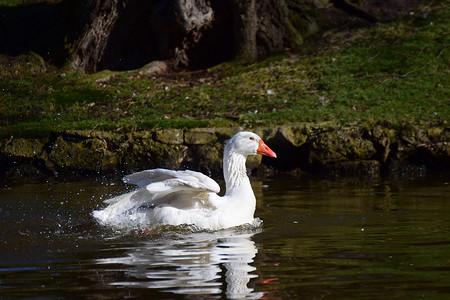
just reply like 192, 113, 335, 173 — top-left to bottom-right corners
223, 151, 248, 195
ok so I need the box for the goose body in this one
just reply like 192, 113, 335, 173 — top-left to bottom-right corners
93, 131, 276, 230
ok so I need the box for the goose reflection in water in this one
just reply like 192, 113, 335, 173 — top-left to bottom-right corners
95, 230, 263, 299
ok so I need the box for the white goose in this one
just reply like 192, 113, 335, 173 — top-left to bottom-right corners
93, 131, 276, 230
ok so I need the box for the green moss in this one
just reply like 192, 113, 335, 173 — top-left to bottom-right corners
46, 135, 121, 171
1, 137, 45, 158
154, 129, 184, 145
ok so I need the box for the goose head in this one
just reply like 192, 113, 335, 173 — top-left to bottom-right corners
225, 131, 277, 158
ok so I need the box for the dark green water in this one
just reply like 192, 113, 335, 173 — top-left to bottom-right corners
1, 173, 449, 299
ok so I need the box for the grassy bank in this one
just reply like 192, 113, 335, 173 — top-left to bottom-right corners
0, 1, 448, 138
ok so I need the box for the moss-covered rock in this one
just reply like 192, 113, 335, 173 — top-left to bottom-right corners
147, 140, 188, 170
184, 128, 217, 145
305, 127, 376, 167
123, 137, 188, 173
368, 125, 397, 163
190, 144, 223, 176
68, 129, 122, 141
267, 123, 311, 147
0, 52, 47, 79
1, 138, 45, 158
47, 136, 119, 173
0, 123, 448, 178
154, 129, 184, 145
213, 127, 242, 141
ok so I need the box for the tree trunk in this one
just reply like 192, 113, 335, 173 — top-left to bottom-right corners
69, 0, 378, 73
72, 0, 216, 73
232, 0, 258, 63
72, 0, 125, 73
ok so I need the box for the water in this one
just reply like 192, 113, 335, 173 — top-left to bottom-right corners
1, 173, 449, 299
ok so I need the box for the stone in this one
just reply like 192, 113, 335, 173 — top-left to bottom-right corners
148, 141, 188, 169
1, 123, 449, 178
47, 136, 119, 172
138, 60, 170, 75
246, 154, 262, 171
185, 128, 217, 144
324, 160, 381, 176
369, 125, 397, 163
214, 127, 242, 140
1, 138, 45, 158
154, 129, 184, 145
305, 128, 376, 167
277, 124, 309, 147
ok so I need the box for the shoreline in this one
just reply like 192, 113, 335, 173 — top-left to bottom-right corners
1, 122, 448, 179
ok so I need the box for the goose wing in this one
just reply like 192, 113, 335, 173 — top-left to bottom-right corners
108, 168, 221, 209
123, 168, 220, 194
95, 169, 222, 225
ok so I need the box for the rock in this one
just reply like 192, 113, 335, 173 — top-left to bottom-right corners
0, 123, 448, 178
323, 160, 381, 176
261, 125, 307, 171
0, 52, 47, 78
47, 136, 119, 173
246, 155, 263, 172
132, 131, 153, 140
147, 141, 188, 170
214, 127, 242, 141
266, 124, 310, 147
386, 125, 450, 171
1, 138, 45, 158
154, 129, 184, 145
138, 60, 170, 75
124, 138, 188, 173
412, 142, 450, 170
427, 142, 450, 167
190, 144, 223, 176
369, 125, 396, 163
427, 127, 444, 140
184, 128, 217, 144
407, 126, 450, 170
305, 127, 376, 169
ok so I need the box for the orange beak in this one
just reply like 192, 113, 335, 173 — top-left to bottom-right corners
257, 139, 277, 158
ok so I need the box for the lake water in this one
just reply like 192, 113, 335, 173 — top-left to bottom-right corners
1, 172, 449, 299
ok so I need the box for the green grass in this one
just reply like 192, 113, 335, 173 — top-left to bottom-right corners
0, 1, 448, 137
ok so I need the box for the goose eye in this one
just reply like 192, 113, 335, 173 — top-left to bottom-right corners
249, 137, 255, 141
